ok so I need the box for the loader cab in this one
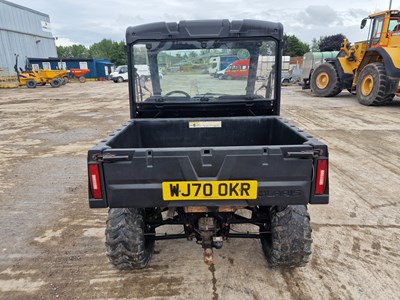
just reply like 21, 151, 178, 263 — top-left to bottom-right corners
365, 10, 400, 48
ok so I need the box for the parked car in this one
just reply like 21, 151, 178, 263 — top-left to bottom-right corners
220, 59, 249, 79
209, 56, 238, 77
110, 64, 159, 83
109, 65, 128, 82
215, 65, 231, 79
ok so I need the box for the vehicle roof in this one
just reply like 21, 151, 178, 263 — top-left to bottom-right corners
369, 10, 400, 18
232, 59, 250, 64
126, 19, 283, 44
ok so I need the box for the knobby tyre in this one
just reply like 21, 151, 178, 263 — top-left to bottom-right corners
260, 205, 312, 268
105, 208, 155, 270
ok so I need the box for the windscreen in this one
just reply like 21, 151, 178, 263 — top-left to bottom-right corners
131, 38, 277, 103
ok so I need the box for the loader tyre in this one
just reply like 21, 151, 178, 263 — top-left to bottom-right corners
260, 205, 312, 268
381, 94, 395, 104
50, 78, 61, 88
106, 208, 154, 270
26, 80, 37, 88
310, 62, 341, 97
357, 62, 396, 106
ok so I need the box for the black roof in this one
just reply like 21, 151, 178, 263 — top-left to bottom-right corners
126, 19, 283, 44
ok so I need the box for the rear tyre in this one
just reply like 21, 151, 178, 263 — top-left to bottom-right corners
356, 62, 397, 106
106, 208, 154, 270
310, 62, 342, 97
116, 76, 124, 83
260, 205, 312, 268
79, 76, 86, 83
26, 80, 37, 88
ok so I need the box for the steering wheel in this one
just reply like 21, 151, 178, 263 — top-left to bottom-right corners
164, 90, 191, 98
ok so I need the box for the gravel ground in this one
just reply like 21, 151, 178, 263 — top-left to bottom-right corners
0, 81, 399, 300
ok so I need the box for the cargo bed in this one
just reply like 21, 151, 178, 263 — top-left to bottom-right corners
106, 116, 308, 148
88, 116, 328, 209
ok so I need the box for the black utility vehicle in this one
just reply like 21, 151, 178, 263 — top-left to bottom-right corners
87, 20, 329, 269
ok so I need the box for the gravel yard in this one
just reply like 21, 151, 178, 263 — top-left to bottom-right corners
0, 81, 399, 300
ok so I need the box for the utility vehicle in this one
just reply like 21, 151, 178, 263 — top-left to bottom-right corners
88, 19, 329, 269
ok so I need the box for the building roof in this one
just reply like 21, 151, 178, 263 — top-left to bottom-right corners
0, 0, 49, 18
28, 57, 113, 63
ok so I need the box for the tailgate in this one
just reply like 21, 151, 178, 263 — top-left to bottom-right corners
96, 145, 319, 208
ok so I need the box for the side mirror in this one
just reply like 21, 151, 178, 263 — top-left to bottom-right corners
360, 18, 367, 29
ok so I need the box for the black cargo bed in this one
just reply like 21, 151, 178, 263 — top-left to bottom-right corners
106, 116, 309, 149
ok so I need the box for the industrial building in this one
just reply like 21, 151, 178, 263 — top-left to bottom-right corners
0, 0, 57, 72
28, 57, 114, 80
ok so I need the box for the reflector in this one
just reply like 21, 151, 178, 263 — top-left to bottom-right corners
89, 164, 102, 199
315, 160, 328, 195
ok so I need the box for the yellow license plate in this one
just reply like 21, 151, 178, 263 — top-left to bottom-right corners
162, 180, 258, 201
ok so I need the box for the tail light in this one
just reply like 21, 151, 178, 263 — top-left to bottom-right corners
315, 159, 328, 195
89, 164, 102, 199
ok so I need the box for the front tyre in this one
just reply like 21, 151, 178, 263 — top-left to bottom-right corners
356, 62, 397, 106
310, 62, 341, 97
106, 208, 154, 270
26, 80, 37, 88
260, 205, 312, 268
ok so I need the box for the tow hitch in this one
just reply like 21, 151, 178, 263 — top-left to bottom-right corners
198, 217, 223, 265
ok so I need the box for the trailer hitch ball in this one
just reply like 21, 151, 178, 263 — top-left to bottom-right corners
204, 248, 213, 265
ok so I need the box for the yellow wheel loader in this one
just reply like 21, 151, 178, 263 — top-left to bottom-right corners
311, 10, 400, 105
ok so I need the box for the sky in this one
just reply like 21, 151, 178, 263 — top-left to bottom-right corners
10, 0, 400, 47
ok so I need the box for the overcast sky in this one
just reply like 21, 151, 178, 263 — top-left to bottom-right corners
11, 0, 400, 46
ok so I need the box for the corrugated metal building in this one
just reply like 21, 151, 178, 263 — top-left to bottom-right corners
0, 0, 57, 72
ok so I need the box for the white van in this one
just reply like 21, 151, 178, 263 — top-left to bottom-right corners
110, 64, 159, 83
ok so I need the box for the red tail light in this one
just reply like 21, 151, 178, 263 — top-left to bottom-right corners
89, 164, 103, 199
315, 160, 328, 195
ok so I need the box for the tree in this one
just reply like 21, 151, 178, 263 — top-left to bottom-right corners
57, 44, 89, 58
318, 34, 347, 51
283, 34, 310, 56
310, 38, 320, 52
57, 39, 127, 65
57, 45, 72, 58
88, 39, 127, 65
259, 41, 276, 55
70, 44, 89, 58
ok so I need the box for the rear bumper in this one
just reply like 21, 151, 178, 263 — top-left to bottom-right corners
89, 180, 328, 208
